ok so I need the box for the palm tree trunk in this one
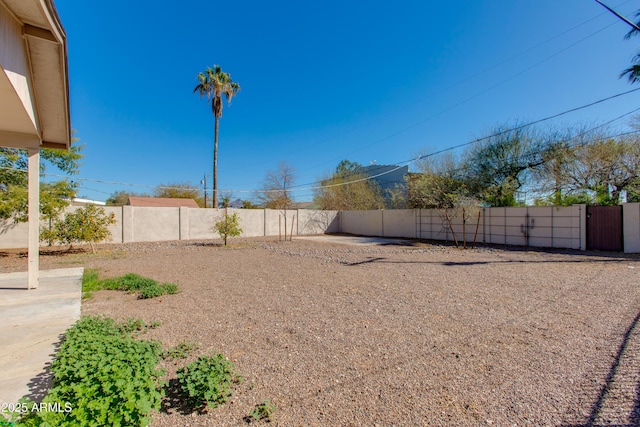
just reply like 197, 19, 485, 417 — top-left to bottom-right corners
213, 117, 219, 208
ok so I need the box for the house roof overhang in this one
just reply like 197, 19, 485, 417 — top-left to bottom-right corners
0, 0, 70, 150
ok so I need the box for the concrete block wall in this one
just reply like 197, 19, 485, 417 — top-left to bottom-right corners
624, 203, 640, 253
123, 206, 180, 243
382, 209, 416, 238
415, 209, 450, 241
350, 205, 591, 251
479, 206, 585, 250
0, 207, 340, 249
233, 209, 266, 238
0, 204, 636, 252
341, 210, 383, 236
297, 209, 340, 235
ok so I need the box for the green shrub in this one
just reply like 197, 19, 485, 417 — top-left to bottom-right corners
40, 204, 116, 254
160, 282, 179, 295
176, 353, 238, 409
249, 400, 276, 422
81, 268, 104, 299
138, 283, 164, 299
15, 316, 164, 427
213, 212, 242, 245
81, 271, 179, 300
118, 274, 157, 292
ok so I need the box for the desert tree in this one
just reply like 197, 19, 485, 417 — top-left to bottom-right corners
558, 134, 640, 205
407, 151, 467, 209
461, 124, 546, 206
408, 151, 480, 247
314, 160, 385, 210
194, 65, 240, 208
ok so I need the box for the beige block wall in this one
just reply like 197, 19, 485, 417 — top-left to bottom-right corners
297, 210, 340, 235
382, 210, 416, 238
624, 203, 640, 253
0, 204, 636, 252
234, 209, 266, 237
341, 210, 383, 236
126, 206, 180, 242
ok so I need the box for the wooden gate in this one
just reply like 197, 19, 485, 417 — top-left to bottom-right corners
586, 205, 623, 251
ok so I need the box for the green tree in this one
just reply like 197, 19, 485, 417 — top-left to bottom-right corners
0, 144, 82, 223
213, 212, 242, 245
407, 152, 469, 209
41, 204, 116, 254
194, 65, 240, 208
241, 200, 260, 209
462, 125, 545, 206
314, 160, 385, 210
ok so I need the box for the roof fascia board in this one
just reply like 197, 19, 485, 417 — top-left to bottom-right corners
23, 23, 56, 42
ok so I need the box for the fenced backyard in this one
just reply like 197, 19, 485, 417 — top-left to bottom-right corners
1, 203, 639, 253
4, 236, 637, 425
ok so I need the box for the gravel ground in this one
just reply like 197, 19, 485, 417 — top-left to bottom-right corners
2, 237, 640, 426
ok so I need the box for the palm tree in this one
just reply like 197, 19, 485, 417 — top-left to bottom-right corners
620, 9, 640, 83
194, 65, 240, 208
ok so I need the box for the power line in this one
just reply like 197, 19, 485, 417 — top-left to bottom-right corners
239, 2, 631, 174
233, 95, 640, 193
5, 89, 640, 196
309, 20, 622, 171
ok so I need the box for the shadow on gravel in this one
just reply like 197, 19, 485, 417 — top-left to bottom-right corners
345, 258, 634, 267
562, 311, 640, 427
189, 242, 224, 248
161, 378, 206, 416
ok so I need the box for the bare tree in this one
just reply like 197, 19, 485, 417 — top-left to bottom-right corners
259, 162, 296, 209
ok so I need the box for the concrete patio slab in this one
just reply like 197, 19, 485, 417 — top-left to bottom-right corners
295, 234, 412, 246
0, 267, 83, 408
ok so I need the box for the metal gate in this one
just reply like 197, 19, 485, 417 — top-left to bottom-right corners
586, 205, 623, 251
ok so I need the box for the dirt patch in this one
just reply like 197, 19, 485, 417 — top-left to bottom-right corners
3, 238, 640, 426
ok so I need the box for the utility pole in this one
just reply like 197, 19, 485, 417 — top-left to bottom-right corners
201, 174, 208, 208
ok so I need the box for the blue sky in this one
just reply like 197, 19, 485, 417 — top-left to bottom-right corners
54, 0, 640, 203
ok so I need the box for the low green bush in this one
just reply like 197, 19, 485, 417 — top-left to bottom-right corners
160, 282, 179, 295
118, 274, 158, 292
11, 316, 164, 427
176, 353, 239, 409
81, 268, 102, 299
82, 271, 178, 300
